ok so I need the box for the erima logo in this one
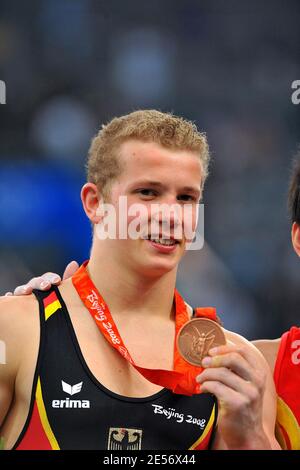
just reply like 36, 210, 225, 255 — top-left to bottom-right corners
52, 381, 90, 409
62, 380, 83, 395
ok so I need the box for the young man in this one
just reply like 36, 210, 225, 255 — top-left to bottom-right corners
252, 156, 300, 450
0, 110, 279, 450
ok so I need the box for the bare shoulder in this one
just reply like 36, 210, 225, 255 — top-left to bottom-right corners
0, 295, 39, 373
251, 339, 280, 374
0, 294, 39, 328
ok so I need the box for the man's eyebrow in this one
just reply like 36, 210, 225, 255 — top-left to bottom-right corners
133, 180, 165, 188
181, 186, 201, 195
130, 180, 201, 195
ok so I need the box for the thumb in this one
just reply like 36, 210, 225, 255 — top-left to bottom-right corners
63, 261, 80, 280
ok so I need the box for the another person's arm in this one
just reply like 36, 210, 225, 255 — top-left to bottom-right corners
252, 339, 280, 375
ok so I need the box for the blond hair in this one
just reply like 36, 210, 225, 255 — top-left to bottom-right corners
87, 109, 210, 199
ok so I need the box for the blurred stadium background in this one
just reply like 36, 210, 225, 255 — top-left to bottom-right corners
0, 0, 299, 339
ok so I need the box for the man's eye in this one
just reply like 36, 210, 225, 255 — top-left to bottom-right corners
177, 194, 196, 202
138, 189, 157, 197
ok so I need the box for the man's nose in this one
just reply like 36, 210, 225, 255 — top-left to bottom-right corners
162, 209, 181, 229
153, 202, 183, 230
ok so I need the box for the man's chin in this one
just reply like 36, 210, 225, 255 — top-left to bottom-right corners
137, 259, 179, 278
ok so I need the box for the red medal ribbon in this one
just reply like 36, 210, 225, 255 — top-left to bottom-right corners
72, 261, 216, 396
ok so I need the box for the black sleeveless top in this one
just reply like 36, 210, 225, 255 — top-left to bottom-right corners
14, 286, 217, 450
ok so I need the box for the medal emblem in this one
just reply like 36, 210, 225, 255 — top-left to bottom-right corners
177, 318, 226, 366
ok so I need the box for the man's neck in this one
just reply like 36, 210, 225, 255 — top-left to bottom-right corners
87, 246, 177, 321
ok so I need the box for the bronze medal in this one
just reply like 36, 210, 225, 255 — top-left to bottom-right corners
177, 318, 226, 366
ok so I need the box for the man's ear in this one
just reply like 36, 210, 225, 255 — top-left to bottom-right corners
291, 222, 300, 257
81, 183, 104, 224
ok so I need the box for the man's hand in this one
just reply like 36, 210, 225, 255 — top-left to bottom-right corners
5, 261, 79, 296
196, 341, 278, 450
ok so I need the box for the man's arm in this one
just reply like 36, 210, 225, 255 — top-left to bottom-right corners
0, 297, 22, 429
0, 295, 39, 450
197, 331, 280, 449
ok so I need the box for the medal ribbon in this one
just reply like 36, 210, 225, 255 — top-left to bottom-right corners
72, 261, 217, 396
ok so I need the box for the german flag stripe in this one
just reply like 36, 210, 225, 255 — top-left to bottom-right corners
189, 404, 215, 450
16, 378, 59, 450
44, 291, 58, 308
16, 400, 52, 449
43, 292, 61, 321
35, 377, 60, 449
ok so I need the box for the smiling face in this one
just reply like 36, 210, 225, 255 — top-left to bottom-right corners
97, 140, 203, 278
